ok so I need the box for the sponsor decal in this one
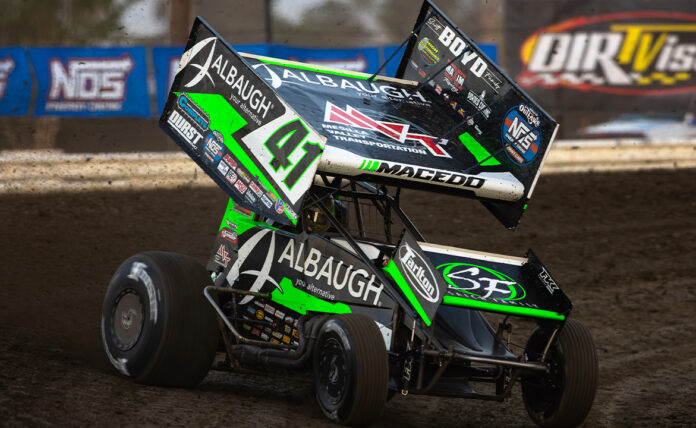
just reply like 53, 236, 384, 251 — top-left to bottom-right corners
418, 37, 441, 66
282, 335, 291, 344
223, 154, 237, 168
167, 110, 203, 147
272, 331, 283, 339
177, 93, 209, 130
254, 301, 264, 308
444, 63, 466, 92
230, 229, 283, 305
291, 328, 299, 339
46, 54, 134, 112
270, 338, 280, 344
0, 56, 15, 100
397, 242, 440, 303
255, 309, 265, 320
252, 61, 430, 105
244, 192, 257, 204
249, 181, 263, 198
242, 323, 252, 330
275, 309, 285, 319
437, 25, 491, 78
366, 160, 485, 189
260, 332, 269, 341
203, 131, 224, 163
284, 325, 292, 334
260, 194, 273, 208
225, 170, 238, 184
501, 104, 541, 165
426, 16, 445, 34
264, 304, 276, 315
323, 101, 450, 158
217, 160, 230, 175
178, 36, 274, 120
439, 262, 526, 301
237, 168, 251, 184
216, 244, 231, 267
466, 90, 491, 119
234, 179, 247, 194
274, 200, 284, 214
277, 238, 384, 305
517, 12, 696, 95
482, 69, 502, 93
538, 267, 559, 295
247, 306, 258, 315
251, 327, 261, 336
284, 315, 294, 324
220, 229, 238, 244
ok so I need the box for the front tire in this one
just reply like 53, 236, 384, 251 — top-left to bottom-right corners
313, 314, 389, 426
101, 251, 218, 388
521, 318, 598, 427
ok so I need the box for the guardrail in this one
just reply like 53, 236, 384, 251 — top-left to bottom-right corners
1, 140, 695, 194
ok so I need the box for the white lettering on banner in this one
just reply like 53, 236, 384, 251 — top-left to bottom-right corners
0, 56, 16, 99
518, 13, 696, 92
48, 55, 134, 102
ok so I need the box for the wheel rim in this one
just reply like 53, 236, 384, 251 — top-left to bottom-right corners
112, 289, 144, 351
522, 337, 566, 418
317, 336, 349, 407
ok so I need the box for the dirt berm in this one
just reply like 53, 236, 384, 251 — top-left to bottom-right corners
1, 169, 695, 427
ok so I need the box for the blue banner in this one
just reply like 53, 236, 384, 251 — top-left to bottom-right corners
0, 47, 31, 115
29, 47, 150, 117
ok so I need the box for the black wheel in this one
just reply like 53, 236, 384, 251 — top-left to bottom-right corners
101, 251, 218, 388
313, 314, 389, 426
521, 318, 598, 427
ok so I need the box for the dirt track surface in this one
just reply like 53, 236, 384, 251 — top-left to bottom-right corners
1, 169, 695, 427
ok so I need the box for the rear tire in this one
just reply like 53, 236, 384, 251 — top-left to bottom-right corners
521, 318, 598, 427
101, 251, 218, 388
313, 314, 389, 426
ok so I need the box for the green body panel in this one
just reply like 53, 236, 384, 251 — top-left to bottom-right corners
458, 132, 501, 166
271, 277, 351, 315
176, 91, 296, 224
217, 199, 277, 234
383, 260, 432, 326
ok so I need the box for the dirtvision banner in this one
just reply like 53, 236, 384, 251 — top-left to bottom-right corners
0, 47, 31, 115
29, 47, 150, 117
160, 18, 326, 225
507, 0, 696, 114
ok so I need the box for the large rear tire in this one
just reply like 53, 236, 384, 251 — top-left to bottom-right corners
521, 318, 598, 427
313, 314, 389, 426
101, 251, 218, 388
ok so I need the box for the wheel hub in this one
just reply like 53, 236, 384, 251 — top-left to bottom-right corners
112, 290, 144, 351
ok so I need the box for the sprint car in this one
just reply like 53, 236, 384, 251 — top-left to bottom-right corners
101, 2, 598, 426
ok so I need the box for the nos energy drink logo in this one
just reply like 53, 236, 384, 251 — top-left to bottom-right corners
517, 12, 696, 95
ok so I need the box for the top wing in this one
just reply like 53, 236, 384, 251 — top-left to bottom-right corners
159, 18, 326, 225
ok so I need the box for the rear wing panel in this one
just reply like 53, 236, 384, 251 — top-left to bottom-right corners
159, 18, 326, 225
396, 0, 560, 226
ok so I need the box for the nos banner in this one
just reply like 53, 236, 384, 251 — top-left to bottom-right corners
29, 47, 150, 117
